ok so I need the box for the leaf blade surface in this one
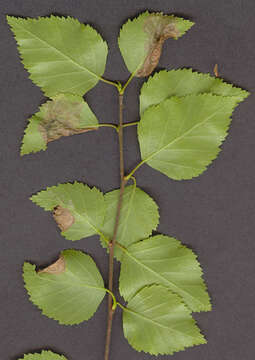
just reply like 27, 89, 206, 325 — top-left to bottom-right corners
123, 285, 206, 355
20, 351, 67, 360
7, 16, 108, 97
100, 185, 159, 259
140, 69, 249, 114
138, 94, 238, 180
120, 234, 211, 312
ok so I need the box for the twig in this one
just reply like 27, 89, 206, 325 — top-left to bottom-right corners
104, 92, 126, 360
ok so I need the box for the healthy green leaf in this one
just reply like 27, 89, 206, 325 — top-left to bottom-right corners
140, 68, 249, 114
7, 15, 108, 97
19, 351, 67, 360
100, 184, 159, 260
23, 249, 105, 325
30, 182, 105, 240
21, 94, 98, 155
138, 94, 238, 180
118, 11, 194, 77
120, 235, 211, 312
123, 285, 206, 355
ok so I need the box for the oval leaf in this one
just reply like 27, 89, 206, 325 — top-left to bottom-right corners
30, 182, 105, 240
123, 285, 206, 355
23, 250, 106, 325
19, 351, 67, 360
100, 185, 159, 260
7, 16, 108, 97
21, 94, 99, 155
138, 94, 238, 180
120, 235, 211, 312
140, 69, 249, 114
118, 11, 193, 77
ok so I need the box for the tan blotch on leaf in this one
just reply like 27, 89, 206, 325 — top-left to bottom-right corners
137, 15, 180, 77
41, 125, 96, 144
39, 255, 66, 275
53, 206, 75, 231
38, 96, 97, 144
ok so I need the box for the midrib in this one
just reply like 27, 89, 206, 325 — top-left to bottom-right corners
123, 249, 204, 307
142, 107, 225, 164
124, 306, 196, 339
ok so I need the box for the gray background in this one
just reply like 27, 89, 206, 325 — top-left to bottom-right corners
0, 0, 254, 359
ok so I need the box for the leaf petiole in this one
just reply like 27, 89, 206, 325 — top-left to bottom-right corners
116, 302, 126, 311
119, 60, 145, 95
122, 121, 139, 128
124, 160, 145, 181
119, 71, 136, 94
105, 289, 117, 310
96, 123, 118, 131
99, 77, 121, 90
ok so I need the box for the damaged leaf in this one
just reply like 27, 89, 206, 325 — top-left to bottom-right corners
118, 11, 194, 77
19, 351, 67, 360
7, 15, 108, 97
123, 285, 206, 355
21, 94, 98, 155
23, 249, 106, 325
30, 182, 105, 240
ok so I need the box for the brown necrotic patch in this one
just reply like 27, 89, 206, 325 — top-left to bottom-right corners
38, 96, 97, 143
137, 15, 180, 77
38, 255, 66, 275
53, 206, 75, 232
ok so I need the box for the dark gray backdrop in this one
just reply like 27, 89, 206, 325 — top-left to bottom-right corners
0, 0, 254, 359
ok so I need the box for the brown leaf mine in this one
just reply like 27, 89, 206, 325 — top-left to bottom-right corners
39, 255, 66, 275
38, 95, 97, 144
53, 206, 75, 232
137, 15, 180, 77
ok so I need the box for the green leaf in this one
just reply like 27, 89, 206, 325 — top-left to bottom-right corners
19, 351, 67, 360
7, 15, 108, 97
138, 94, 238, 180
118, 11, 194, 77
100, 184, 159, 260
120, 235, 211, 312
123, 285, 206, 355
140, 69, 249, 114
23, 249, 105, 325
21, 94, 99, 155
31, 182, 105, 240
